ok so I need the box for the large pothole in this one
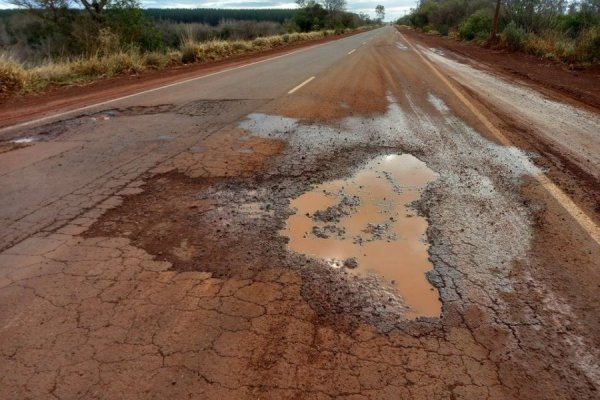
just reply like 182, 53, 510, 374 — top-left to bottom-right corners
283, 153, 441, 319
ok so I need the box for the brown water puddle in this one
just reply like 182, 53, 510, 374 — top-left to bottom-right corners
283, 154, 441, 319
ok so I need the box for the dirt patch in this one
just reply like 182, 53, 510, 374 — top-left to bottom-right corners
398, 27, 600, 111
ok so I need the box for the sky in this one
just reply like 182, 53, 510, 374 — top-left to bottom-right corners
0, 0, 416, 21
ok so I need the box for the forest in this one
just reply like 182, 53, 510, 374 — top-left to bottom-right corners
398, 0, 600, 63
0, 2, 372, 62
143, 8, 296, 25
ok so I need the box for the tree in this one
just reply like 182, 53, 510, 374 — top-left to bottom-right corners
375, 5, 385, 21
490, 0, 501, 42
9, 0, 72, 24
294, 1, 328, 31
323, 0, 347, 13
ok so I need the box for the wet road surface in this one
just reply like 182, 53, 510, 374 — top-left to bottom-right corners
1, 26, 599, 399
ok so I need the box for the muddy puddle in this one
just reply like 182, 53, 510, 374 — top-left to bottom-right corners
283, 154, 441, 319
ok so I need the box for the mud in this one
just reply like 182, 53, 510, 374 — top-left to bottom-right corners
283, 154, 441, 319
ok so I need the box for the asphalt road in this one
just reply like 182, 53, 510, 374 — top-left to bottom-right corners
1, 26, 599, 399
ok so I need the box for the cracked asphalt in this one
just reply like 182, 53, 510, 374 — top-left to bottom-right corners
1, 26, 599, 399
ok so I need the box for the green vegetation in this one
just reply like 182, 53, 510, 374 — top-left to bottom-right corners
398, 0, 600, 63
143, 8, 295, 25
458, 10, 492, 41
0, 1, 375, 98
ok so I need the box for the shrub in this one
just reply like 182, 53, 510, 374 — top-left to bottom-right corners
458, 10, 491, 41
502, 21, 527, 50
202, 40, 233, 60
144, 51, 169, 68
106, 51, 145, 75
0, 58, 28, 97
71, 56, 109, 78
577, 26, 600, 62
231, 40, 252, 53
33, 63, 72, 83
522, 32, 555, 58
180, 39, 201, 63
252, 37, 270, 49
554, 40, 576, 61
266, 35, 284, 47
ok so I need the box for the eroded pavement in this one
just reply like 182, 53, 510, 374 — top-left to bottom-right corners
1, 27, 599, 399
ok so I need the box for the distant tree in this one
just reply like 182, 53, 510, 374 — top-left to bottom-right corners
375, 5, 385, 21
9, 0, 72, 24
323, 0, 347, 13
294, 1, 326, 31
105, 0, 163, 50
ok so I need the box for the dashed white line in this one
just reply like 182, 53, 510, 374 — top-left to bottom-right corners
288, 76, 315, 94
348, 49, 356, 55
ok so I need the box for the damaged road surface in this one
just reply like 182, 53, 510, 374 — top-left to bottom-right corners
1, 26, 599, 399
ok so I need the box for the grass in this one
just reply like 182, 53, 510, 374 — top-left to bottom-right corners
521, 26, 600, 63
0, 28, 350, 99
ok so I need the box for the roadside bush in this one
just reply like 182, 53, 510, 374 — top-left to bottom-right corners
106, 51, 145, 75
554, 40, 577, 60
267, 35, 284, 47
502, 21, 527, 50
143, 51, 169, 68
252, 36, 269, 49
458, 10, 491, 41
577, 26, 600, 62
231, 40, 252, 54
71, 56, 108, 78
180, 38, 201, 63
203, 41, 234, 60
0, 57, 28, 97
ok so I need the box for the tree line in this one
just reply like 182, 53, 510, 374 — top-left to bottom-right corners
0, 1, 380, 63
143, 9, 296, 25
398, 0, 599, 62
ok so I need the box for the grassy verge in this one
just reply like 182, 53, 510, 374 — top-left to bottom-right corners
0, 28, 359, 99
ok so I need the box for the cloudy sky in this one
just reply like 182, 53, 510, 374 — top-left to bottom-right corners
0, 0, 416, 21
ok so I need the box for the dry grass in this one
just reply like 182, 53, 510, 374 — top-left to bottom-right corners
1, 28, 362, 98
178, 31, 335, 64
0, 57, 29, 97
523, 27, 599, 63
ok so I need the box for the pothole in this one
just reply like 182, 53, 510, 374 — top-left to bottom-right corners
282, 153, 442, 319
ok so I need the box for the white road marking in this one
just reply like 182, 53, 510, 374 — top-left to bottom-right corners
348, 49, 356, 55
288, 76, 315, 94
399, 31, 600, 245
0, 31, 376, 135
